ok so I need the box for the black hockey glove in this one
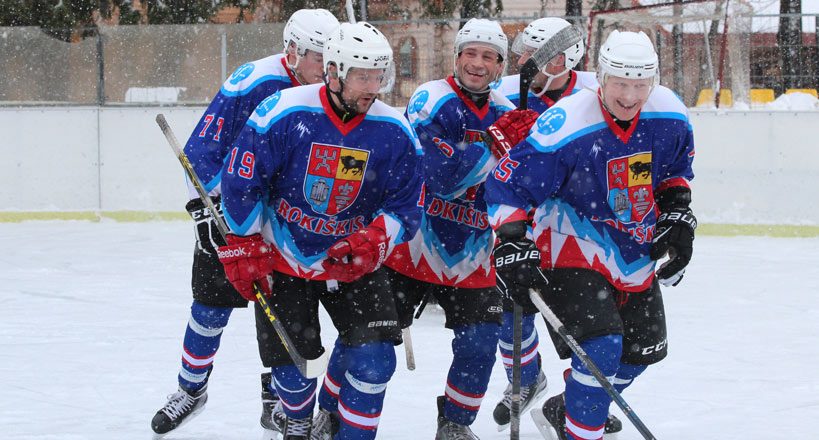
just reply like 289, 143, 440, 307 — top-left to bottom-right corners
494, 221, 548, 309
185, 196, 226, 253
650, 187, 697, 287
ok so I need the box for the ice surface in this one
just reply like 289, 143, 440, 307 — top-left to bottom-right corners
2, 221, 818, 439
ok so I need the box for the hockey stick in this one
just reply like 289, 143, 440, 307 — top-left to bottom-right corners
508, 45, 539, 438
510, 303, 523, 440
155, 113, 329, 379
528, 288, 657, 440
517, 24, 584, 110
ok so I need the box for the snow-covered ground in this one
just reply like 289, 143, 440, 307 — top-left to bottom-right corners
2, 221, 818, 440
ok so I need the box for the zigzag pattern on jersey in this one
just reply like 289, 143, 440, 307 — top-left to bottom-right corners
386, 214, 495, 288
219, 54, 295, 97
531, 199, 656, 292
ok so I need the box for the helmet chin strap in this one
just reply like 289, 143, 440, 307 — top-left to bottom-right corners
286, 49, 308, 86
451, 75, 492, 107
532, 67, 570, 98
326, 76, 360, 120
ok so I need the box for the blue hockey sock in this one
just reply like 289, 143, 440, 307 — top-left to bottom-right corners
336, 341, 395, 440
273, 365, 317, 420
613, 362, 647, 393
178, 300, 232, 392
564, 334, 623, 440
318, 337, 348, 412
498, 312, 541, 386
443, 322, 499, 426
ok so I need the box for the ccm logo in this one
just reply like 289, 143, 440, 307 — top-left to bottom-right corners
495, 250, 540, 267
641, 339, 668, 355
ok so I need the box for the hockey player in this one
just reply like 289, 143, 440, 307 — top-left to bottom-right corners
489, 17, 619, 434
215, 22, 423, 440
485, 30, 696, 440
358, 18, 533, 440
495, 17, 595, 114
149, 9, 340, 439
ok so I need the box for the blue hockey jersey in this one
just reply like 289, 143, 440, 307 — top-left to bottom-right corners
385, 76, 514, 288
485, 86, 695, 292
219, 83, 423, 280
493, 70, 598, 114
184, 53, 300, 198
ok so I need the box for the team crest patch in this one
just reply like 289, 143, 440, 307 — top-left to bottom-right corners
304, 143, 369, 215
536, 108, 566, 135
408, 90, 429, 115
606, 152, 654, 223
255, 92, 281, 117
229, 63, 255, 85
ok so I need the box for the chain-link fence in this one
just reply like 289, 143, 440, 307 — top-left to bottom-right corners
1, 14, 818, 108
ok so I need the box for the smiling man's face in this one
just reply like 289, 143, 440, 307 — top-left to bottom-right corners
455, 44, 504, 92
601, 76, 654, 121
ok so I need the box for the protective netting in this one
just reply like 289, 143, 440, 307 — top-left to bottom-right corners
588, 0, 753, 107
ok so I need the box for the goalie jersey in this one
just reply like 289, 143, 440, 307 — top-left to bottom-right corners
385, 76, 514, 288
494, 70, 598, 114
219, 83, 423, 280
485, 86, 695, 292
184, 53, 301, 199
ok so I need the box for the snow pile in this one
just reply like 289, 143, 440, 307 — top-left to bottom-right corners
762, 92, 819, 110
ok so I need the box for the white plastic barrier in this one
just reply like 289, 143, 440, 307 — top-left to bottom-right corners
1, 106, 818, 225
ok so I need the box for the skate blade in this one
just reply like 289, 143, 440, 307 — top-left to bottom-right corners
261, 428, 280, 440
530, 408, 562, 440
604, 432, 619, 439
151, 403, 207, 440
496, 421, 509, 432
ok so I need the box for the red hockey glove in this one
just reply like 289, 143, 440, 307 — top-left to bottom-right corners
322, 225, 389, 283
485, 109, 540, 159
217, 234, 276, 301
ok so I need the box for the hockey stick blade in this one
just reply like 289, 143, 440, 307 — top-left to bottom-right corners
402, 328, 416, 371
529, 25, 583, 71
518, 58, 538, 110
155, 113, 329, 379
529, 288, 657, 440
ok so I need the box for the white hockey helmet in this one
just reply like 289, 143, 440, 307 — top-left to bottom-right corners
512, 17, 585, 71
323, 22, 395, 93
454, 18, 508, 61
282, 8, 340, 55
597, 30, 658, 83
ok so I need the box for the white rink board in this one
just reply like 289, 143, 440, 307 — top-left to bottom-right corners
1, 106, 818, 225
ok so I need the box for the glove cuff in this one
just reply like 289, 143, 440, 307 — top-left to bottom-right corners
485, 125, 512, 160
657, 209, 697, 233
185, 196, 222, 219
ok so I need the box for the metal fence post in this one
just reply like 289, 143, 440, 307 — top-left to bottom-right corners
96, 28, 105, 105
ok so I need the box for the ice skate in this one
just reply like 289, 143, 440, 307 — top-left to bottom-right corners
260, 373, 285, 439
150, 386, 208, 438
531, 393, 623, 440
493, 369, 548, 431
435, 395, 480, 440
310, 408, 340, 440
282, 416, 312, 440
